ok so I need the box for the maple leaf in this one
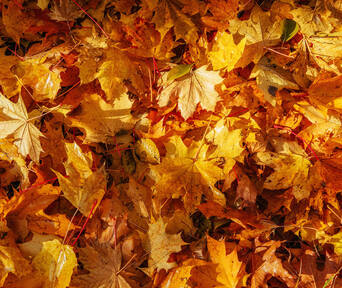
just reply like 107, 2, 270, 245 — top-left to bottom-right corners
251, 56, 299, 106
253, 151, 312, 200
145, 218, 186, 272
13, 59, 62, 102
150, 136, 226, 211
142, 0, 199, 44
205, 119, 245, 161
251, 241, 295, 288
73, 242, 131, 288
209, 32, 246, 71
158, 65, 223, 120
49, 0, 83, 22
66, 93, 136, 143
0, 93, 44, 162
228, 6, 282, 66
201, 0, 238, 30
207, 236, 244, 288
53, 142, 106, 216
290, 6, 342, 75
95, 49, 145, 102
32, 239, 77, 288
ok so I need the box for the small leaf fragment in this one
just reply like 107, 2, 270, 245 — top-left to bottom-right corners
135, 138, 160, 164
167, 64, 194, 82
281, 19, 299, 42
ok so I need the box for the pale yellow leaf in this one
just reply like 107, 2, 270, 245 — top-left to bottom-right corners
209, 32, 246, 71
158, 65, 223, 120
0, 93, 44, 162
147, 218, 186, 272
33, 239, 77, 288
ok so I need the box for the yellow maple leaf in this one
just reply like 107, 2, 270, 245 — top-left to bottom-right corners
228, 6, 282, 66
54, 142, 105, 216
253, 151, 312, 200
143, 0, 199, 44
13, 59, 61, 102
95, 49, 145, 102
207, 236, 244, 288
0, 93, 44, 162
161, 259, 219, 288
206, 119, 245, 161
209, 32, 246, 71
146, 218, 186, 272
32, 239, 77, 288
66, 93, 136, 143
151, 136, 226, 211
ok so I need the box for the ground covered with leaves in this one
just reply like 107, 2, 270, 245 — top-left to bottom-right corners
0, 0, 342, 287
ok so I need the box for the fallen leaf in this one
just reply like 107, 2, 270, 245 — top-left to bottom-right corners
209, 32, 246, 71
207, 235, 244, 288
0, 244, 32, 286
95, 49, 145, 102
228, 6, 282, 66
201, 0, 238, 30
53, 142, 105, 216
0, 93, 44, 162
134, 138, 160, 164
73, 242, 132, 288
49, 0, 83, 22
251, 241, 295, 288
150, 136, 226, 211
253, 151, 312, 200
66, 93, 136, 143
32, 239, 77, 288
251, 57, 299, 106
146, 0, 199, 44
146, 218, 186, 272
13, 59, 62, 102
159, 65, 223, 120
160, 259, 210, 288
205, 119, 244, 161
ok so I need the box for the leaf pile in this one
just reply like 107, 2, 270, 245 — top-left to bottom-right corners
1, 0, 342, 287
